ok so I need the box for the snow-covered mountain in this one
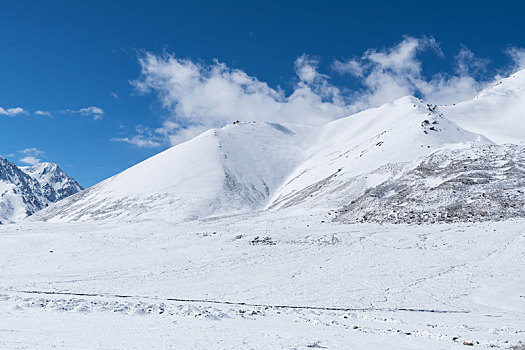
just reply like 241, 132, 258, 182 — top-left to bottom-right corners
0, 157, 82, 223
21, 162, 83, 202
32, 122, 315, 222
267, 96, 489, 211
31, 69, 525, 224
31, 97, 488, 223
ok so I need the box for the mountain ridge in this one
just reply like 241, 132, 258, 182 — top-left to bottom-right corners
30, 96, 493, 224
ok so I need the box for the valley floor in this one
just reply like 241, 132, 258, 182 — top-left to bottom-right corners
0, 212, 524, 349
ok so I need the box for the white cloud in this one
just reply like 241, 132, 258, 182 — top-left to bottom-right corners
78, 106, 103, 115
131, 53, 353, 144
35, 110, 52, 117
507, 47, 525, 70
2, 106, 106, 119
78, 106, 104, 120
19, 147, 45, 165
19, 156, 41, 165
129, 37, 518, 146
332, 59, 363, 76
0, 107, 27, 116
110, 125, 163, 148
21, 147, 44, 156
455, 46, 489, 76
64, 106, 104, 120
332, 36, 488, 106
110, 92, 119, 99
110, 136, 161, 148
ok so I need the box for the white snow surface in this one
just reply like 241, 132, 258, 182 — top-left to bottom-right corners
0, 212, 524, 349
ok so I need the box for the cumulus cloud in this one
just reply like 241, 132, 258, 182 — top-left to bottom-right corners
131, 52, 352, 145
127, 36, 520, 147
0, 107, 27, 116
332, 36, 489, 107
19, 148, 45, 165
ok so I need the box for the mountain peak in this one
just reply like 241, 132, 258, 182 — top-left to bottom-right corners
21, 161, 82, 201
0, 158, 82, 223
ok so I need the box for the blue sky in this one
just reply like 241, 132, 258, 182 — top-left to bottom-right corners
1, 0, 524, 187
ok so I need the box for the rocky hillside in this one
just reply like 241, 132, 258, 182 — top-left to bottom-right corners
335, 144, 525, 224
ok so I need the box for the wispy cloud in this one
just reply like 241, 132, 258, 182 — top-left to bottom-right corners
64, 106, 105, 120
2, 106, 105, 119
35, 110, 52, 117
19, 147, 45, 165
77, 106, 104, 120
19, 156, 41, 165
0, 106, 27, 116
331, 36, 488, 107
21, 147, 44, 156
110, 125, 163, 148
507, 47, 525, 71
110, 136, 162, 148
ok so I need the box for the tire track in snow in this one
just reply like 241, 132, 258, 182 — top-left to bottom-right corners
12, 289, 469, 314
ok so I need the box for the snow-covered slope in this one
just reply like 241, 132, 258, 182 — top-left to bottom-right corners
0, 157, 82, 223
268, 96, 490, 211
33, 122, 315, 222
443, 69, 525, 144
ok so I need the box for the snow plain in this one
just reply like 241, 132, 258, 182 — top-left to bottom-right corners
1, 210, 524, 349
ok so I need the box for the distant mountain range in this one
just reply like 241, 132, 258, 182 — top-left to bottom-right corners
0, 158, 82, 223
10, 69, 525, 224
